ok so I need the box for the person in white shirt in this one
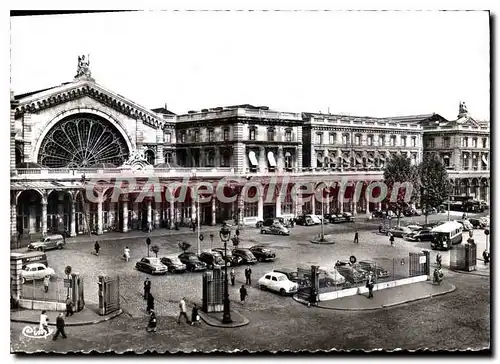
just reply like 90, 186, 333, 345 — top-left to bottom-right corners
124, 246, 130, 262
177, 297, 190, 325
39, 310, 49, 333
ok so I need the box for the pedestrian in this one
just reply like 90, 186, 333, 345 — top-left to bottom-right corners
240, 285, 248, 304
462, 212, 467, 220
43, 275, 50, 293
94, 241, 100, 256
147, 293, 155, 313
144, 277, 151, 300
148, 222, 152, 233
483, 250, 490, 264
39, 310, 49, 334
65, 295, 74, 317
244, 266, 252, 285
191, 303, 200, 326
52, 313, 67, 341
389, 233, 395, 247
353, 230, 359, 244
230, 267, 236, 286
147, 311, 157, 332
192, 220, 196, 232
124, 246, 130, 262
436, 252, 442, 268
366, 272, 375, 299
177, 297, 190, 324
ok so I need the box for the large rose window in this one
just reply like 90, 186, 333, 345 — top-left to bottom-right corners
37, 113, 130, 168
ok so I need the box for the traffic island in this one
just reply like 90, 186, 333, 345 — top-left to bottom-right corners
311, 234, 336, 245
198, 310, 249, 328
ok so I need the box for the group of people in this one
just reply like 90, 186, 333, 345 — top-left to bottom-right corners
39, 310, 68, 341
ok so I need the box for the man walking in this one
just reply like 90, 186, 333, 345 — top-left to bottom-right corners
244, 266, 252, 285
230, 268, 236, 286
124, 246, 130, 262
177, 297, 190, 324
65, 295, 74, 317
353, 230, 359, 244
144, 277, 151, 300
52, 313, 67, 341
240, 285, 248, 304
389, 233, 395, 247
43, 275, 50, 293
94, 241, 100, 256
147, 292, 155, 314
366, 272, 375, 299
436, 252, 442, 268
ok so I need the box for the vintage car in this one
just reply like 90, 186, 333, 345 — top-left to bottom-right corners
335, 264, 366, 283
294, 215, 315, 226
468, 218, 487, 229
256, 217, 292, 228
456, 220, 474, 231
272, 268, 310, 288
199, 251, 226, 269
404, 229, 437, 242
260, 223, 290, 236
258, 272, 298, 296
357, 260, 390, 279
135, 257, 168, 275
249, 245, 276, 262
27, 235, 65, 252
329, 212, 356, 223
20, 263, 56, 284
160, 255, 187, 273
387, 226, 412, 238
212, 248, 243, 266
178, 252, 208, 272
232, 248, 258, 264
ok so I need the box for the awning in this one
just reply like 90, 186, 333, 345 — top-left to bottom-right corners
482, 155, 488, 166
248, 151, 258, 166
267, 151, 277, 167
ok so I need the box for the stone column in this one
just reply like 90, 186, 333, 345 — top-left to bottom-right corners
10, 201, 17, 239
259, 146, 266, 172
156, 129, 164, 165
108, 202, 116, 230
211, 197, 216, 226
258, 193, 264, 221
275, 192, 282, 217
295, 190, 303, 216
351, 200, 357, 216
70, 200, 76, 237
325, 192, 330, 214
154, 202, 160, 229
122, 199, 129, 233
238, 194, 244, 225
191, 199, 196, 222
278, 146, 284, 171
311, 195, 316, 215
96, 200, 103, 235
41, 201, 47, 236
365, 192, 371, 218
147, 199, 153, 228
29, 205, 36, 234
11, 254, 23, 304
169, 200, 175, 229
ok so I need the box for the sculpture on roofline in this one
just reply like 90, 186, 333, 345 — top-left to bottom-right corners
75, 54, 92, 78
459, 101, 468, 115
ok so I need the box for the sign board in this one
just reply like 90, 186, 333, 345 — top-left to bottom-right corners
64, 266, 72, 276
419, 256, 426, 264
64, 279, 72, 288
21, 252, 48, 267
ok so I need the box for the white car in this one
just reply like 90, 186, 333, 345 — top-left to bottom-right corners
258, 272, 299, 296
20, 263, 55, 284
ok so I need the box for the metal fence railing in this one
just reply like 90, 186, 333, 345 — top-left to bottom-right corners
20, 277, 69, 303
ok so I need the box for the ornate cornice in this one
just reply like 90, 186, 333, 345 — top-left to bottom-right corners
15, 82, 166, 130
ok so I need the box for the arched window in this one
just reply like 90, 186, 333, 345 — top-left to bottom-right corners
222, 149, 231, 167
207, 150, 215, 167
145, 150, 155, 165
284, 151, 292, 169
316, 152, 323, 167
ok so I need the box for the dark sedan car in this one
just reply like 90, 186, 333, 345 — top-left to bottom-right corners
357, 260, 390, 279
294, 215, 315, 226
232, 248, 258, 264
135, 257, 168, 275
199, 251, 226, 269
249, 245, 276, 262
212, 248, 243, 266
404, 229, 436, 242
160, 255, 187, 273
178, 252, 207, 272
335, 265, 366, 284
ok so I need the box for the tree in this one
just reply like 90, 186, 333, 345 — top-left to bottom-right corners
383, 154, 420, 226
150, 245, 160, 258
178, 241, 191, 253
419, 153, 451, 225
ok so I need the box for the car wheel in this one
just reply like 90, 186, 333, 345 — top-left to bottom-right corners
190, 266, 196, 272
37, 247, 44, 252
279, 288, 287, 296
257, 256, 263, 262
57, 244, 63, 250
21, 277, 26, 284
259, 285, 266, 291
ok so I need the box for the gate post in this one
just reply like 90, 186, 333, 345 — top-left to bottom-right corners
98, 275, 105, 316
422, 250, 431, 277
10, 253, 23, 308
310, 265, 320, 305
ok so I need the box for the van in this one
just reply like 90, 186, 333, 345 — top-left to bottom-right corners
430, 221, 463, 250
27, 234, 65, 252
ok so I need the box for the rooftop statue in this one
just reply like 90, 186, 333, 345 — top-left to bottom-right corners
459, 101, 468, 115
75, 54, 92, 78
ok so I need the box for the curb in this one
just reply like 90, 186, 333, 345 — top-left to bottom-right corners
198, 311, 250, 328
310, 240, 336, 245
449, 268, 490, 277
10, 309, 123, 327
293, 284, 456, 311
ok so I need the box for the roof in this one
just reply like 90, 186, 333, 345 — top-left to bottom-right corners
303, 112, 444, 124
14, 83, 72, 100
431, 221, 462, 233
151, 107, 176, 115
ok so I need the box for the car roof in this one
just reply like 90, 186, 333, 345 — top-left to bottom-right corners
265, 272, 286, 278
163, 255, 179, 259
25, 262, 46, 267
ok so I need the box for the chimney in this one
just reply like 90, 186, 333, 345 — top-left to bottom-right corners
164, 103, 168, 111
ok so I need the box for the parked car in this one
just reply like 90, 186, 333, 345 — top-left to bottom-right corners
335, 265, 366, 284
404, 229, 436, 242
405, 224, 423, 232
479, 200, 489, 210
305, 214, 322, 224
232, 248, 257, 264
357, 260, 390, 279
329, 212, 355, 223
387, 226, 412, 238
135, 257, 168, 275
261, 223, 290, 235
468, 218, 487, 229
480, 216, 490, 227
249, 245, 276, 262
212, 248, 243, 266
27, 234, 65, 252
298, 265, 346, 286
258, 272, 299, 295
272, 268, 310, 288
178, 252, 208, 272
456, 220, 474, 231
160, 255, 187, 273
403, 208, 421, 217
295, 215, 315, 226
199, 251, 226, 269
20, 263, 56, 284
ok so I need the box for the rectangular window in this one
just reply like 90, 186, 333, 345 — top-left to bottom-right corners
180, 132, 186, 143
390, 136, 396, 146
329, 134, 335, 144
355, 135, 361, 145
462, 137, 468, 147
267, 128, 275, 142
472, 154, 479, 169
316, 133, 323, 145
223, 129, 230, 141
342, 134, 349, 145
249, 128, 256, 141
367, 135, 373, 146
165, 133, 171, 143
379, 135, 385, 146
442, 137, 450, 148
401, 136, 407, 147
462, 154, 469, 170
426, 138, 435, 148
165, 152, 173, 163
194, 131, 199, 143
443, 156, 450, 168
285, 130, 292, 142
244, 202, 258, 217
412, 137, 417, 147
208, 129, 214, 142
472, 138, 478, 148
482, 138, 487, 148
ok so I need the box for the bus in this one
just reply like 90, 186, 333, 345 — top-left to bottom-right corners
445, 195, 483, 213
430, 221, 463, 250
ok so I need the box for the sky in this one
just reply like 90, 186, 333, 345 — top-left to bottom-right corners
10, 10, 490, 120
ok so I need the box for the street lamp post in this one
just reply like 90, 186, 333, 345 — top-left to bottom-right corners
219, 223, 232, 324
